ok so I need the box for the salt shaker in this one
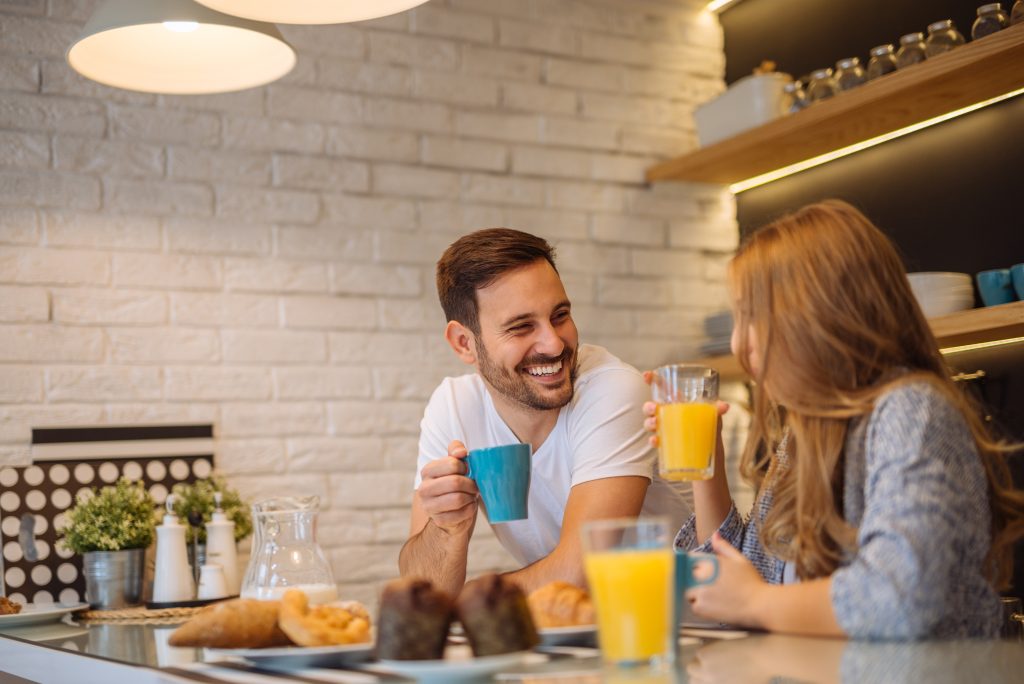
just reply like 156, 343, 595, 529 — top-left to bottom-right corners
896, 32, 928, 69
152, 495, 195, 603
205, 492, 239, 595
197, 564, 229, 600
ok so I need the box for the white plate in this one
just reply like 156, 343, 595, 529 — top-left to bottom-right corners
206, 641, 375, 669
0, 602, 88, 630
362, 645, 539, 683
538, 624, 597, 647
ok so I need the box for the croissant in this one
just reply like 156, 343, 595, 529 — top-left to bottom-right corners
168, 599, 292, 648
278, 589, 372, 647
526, 581, 594, 628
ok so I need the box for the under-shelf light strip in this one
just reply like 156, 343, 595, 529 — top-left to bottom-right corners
729, 86, 1024, 194
940, 336, 1024, 356
706, 0, 742, 12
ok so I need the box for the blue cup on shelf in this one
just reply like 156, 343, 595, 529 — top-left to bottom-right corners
466, 443, 531, 523
1011, 264, 1024, 300
976, 269, 1017, 307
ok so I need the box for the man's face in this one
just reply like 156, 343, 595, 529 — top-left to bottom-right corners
472, 260, 579, 412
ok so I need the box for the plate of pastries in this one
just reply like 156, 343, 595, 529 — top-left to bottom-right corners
168, 588, 375, 668
168, 574, 596, 673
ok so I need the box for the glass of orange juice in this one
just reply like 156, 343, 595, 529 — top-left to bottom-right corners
651, 365, 718, 481
582, 517, 674, 667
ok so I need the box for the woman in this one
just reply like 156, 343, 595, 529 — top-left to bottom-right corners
649, 200, 1024, 639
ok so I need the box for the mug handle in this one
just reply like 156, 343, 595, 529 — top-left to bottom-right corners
464, 457, 473, 480
689, 553, 719, 587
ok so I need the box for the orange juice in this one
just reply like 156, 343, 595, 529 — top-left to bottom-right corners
584, 547, 673, 664
656, 402, 716, 481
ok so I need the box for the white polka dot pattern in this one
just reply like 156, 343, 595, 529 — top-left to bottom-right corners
0, 451, 213, 604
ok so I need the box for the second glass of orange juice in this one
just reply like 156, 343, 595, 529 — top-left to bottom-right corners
651, 365, 718, 481
583, 517, 674, 667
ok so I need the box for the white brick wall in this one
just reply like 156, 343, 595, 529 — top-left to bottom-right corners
0, 0, 742, 606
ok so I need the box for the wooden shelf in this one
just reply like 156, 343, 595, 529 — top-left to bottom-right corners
695, 301, 1024, 382
646, 23, 1024, 185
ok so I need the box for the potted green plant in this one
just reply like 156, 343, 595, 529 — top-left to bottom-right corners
62, 478, 155, 609
169, 477, 252, 545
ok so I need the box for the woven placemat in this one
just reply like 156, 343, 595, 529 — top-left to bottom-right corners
78, 605, 202, 622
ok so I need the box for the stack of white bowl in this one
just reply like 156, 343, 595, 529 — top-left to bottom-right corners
906, 272, 974, 318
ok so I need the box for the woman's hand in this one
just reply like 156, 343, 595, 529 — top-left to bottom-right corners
686, 532, 769, 629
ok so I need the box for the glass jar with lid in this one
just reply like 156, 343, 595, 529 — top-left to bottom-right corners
834, 57, 866, 91
896, 32, 927, 69
1012, 0, 1024, 24
866, 44, 898, 80
973, 3, 1010, 38
783, 80, 810, 113
806, 68, 839, 102
925, 19, 965, 57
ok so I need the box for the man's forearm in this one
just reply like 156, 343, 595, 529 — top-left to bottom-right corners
503, 542, 584, 594
398, 520, 472, 596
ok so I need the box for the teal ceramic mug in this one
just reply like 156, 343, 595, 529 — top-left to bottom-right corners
976, 269, 1017, 306
1011, 264, 1024, 301
672, 550, 720, 633
466, 443, 531, 523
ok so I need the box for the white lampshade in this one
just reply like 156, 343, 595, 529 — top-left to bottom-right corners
194, 0, 431, 25
67, 0, 296, 95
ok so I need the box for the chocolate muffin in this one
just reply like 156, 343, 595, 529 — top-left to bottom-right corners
455, 573, 539, 656
375, 577, 454, 660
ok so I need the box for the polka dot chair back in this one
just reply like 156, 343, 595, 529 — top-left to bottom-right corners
1, 425, 214, 606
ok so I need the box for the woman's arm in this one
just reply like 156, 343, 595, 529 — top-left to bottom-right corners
642, 397, 733, 542
687, 533, 845, 637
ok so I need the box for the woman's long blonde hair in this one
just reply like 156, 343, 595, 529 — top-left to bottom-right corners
729, 199, 1024, 585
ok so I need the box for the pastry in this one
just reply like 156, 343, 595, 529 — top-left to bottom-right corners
168, 598, 292, 648
375, 577, 454, 660
455, 573, 538, 656
527, 581, 594, 628
278, 589, 371, 646
0, 596, 21, 615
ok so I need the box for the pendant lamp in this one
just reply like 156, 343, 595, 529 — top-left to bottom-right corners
194, 0, 432, 25
66, 0, 296, 95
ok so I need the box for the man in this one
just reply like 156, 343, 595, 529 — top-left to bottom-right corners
398, 228, 692, 596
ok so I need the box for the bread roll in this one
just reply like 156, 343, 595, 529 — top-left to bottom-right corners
168, 599, 292, 649
527, 580, 594, 628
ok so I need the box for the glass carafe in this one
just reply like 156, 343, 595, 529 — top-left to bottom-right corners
240, 496, 337, 604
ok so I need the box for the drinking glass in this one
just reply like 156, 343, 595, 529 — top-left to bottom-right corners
650, 365, 719, 481
583, 517, 674, 666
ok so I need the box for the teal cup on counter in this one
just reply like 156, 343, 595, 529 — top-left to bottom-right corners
1011, 264, 1024, 300
976, 268, 1017, 306
672, 550, 720, 633
466, 443, 531, 523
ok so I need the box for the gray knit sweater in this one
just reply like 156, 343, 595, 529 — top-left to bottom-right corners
675, 381, 1002, 639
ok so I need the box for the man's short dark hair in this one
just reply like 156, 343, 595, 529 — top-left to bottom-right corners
436, 228, 557, 334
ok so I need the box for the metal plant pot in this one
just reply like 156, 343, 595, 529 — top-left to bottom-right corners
82, 548, 145, 609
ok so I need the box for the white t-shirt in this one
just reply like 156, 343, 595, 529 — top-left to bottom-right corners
415, 344, 693, 566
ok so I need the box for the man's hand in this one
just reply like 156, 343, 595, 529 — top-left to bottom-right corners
414, 440, 479, 536
400, 440, 480, 595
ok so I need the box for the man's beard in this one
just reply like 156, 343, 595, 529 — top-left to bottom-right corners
476, 339, 579, 411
